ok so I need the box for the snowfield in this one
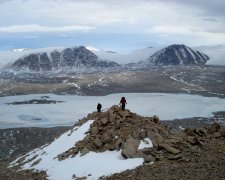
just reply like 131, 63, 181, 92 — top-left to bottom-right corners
1, 93, 225, 128
10, 120, 144, 180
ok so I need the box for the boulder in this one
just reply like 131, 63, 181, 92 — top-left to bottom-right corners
186, 136, 197, 145
147, 131, 158, 148
154, 133, 164, 145
115, 138, 123, 150
139, 130, 147, 139
101, 133, 112, 144
121, 136, 140, 158
118, 110, 130, 118
212, 123, 221, 132
109, 112, 116, 122
144, 155, 155, 163
213, 132, 222, 138
80, 147, 90, 156
132, 151, 155, 162
132, 130, 140, 139
159, 143, 180, 154
167, 154, 182, 160
100, 117, 108, 125
90, 127, 99, 135
93, 138, 103, 149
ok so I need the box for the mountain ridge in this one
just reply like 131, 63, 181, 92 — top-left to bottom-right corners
1, 44, 225, 73
10, 46, 119, 72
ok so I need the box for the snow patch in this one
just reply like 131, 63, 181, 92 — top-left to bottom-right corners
11, 120, 143, 180
138, 138, 153, 149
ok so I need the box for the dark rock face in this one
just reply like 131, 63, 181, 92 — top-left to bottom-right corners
11, 46, 119, 72
141, 44, 209, 66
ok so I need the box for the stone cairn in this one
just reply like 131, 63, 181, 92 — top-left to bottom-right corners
57, 105, 225, 163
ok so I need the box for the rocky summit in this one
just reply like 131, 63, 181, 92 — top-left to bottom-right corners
5, 105, 225, 179
57, 105, 225, 164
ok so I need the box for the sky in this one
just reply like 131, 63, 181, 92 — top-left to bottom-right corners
0, 0, 225, 52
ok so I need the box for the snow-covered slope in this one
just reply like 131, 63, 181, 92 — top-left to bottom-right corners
88, 46, 160, 64
10, 120, 144, 180
193, 45, 225, 66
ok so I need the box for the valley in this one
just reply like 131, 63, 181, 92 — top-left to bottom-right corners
0, 65, 224, 98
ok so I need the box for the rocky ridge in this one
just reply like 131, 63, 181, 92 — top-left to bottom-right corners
57, 105, 225, 164
6, 106, 225, 179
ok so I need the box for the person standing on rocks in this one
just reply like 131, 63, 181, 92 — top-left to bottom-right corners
97, 103, 102, 112
120, 97, 127, 111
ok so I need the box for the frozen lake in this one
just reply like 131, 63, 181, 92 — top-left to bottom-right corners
1, 93, 225, 128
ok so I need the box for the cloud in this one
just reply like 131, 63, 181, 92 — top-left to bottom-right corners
0, 24, 96, 33
0, 0, 225, 49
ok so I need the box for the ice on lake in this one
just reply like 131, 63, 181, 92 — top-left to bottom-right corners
1, 93, 225, 128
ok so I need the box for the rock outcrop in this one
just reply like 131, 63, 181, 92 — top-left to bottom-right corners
57, 105, 225, 163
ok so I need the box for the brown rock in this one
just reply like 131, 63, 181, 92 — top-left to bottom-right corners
93, 138, 103, 148
121, 136, 140, 158
154, 133, 164, 145
115, 138, 123, 150
167, 154, 182, 160
118, 110, 130, 118
147, 131, 158, 148
132, 130, 140, 139
90, 127, 99, 135
101, 134, 112, 144
186, 136, 203, 146
159, 143, 180, 154
139, 130, 147, 139
100, 117, 108, 125
185, 128, 195, 136
131, 151, 155, 163
80, 147, 90, 156
212, 123, 221, 132
109, 111, 116, 122
213, 132, 222, 138
144, 155, 155, 163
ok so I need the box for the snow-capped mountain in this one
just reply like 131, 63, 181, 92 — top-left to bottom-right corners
1, 44, 225, 73
10, 46, 119, 72
139, 44, 209, 67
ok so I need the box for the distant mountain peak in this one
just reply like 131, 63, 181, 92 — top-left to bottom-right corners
11, 46, 119, 72
140, 44, 209, 66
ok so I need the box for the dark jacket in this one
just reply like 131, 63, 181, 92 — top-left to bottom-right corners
120, 97, 127, 105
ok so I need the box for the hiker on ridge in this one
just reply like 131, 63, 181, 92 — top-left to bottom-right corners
97, 103, 102, 113
120, 97, 127, 111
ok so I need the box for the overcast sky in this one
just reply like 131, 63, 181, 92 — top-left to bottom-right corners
0, 0, 225, 52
